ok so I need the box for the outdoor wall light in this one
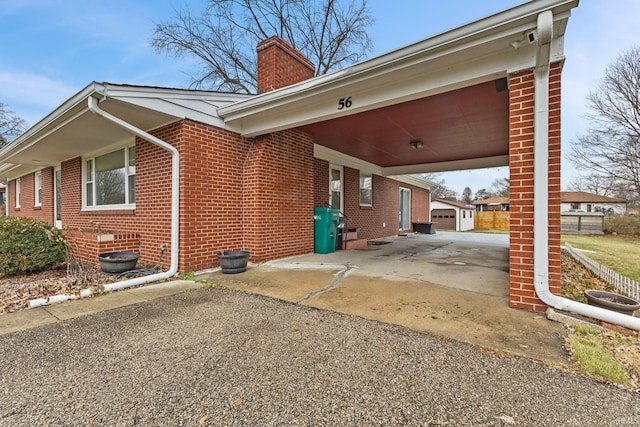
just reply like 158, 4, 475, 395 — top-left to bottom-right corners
409, 140, 424, 149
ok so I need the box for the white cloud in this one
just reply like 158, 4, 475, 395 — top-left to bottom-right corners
0, 70, 77, 126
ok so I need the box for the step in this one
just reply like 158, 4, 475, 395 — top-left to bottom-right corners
342, 238, 368, 250
342, 231, 359, 241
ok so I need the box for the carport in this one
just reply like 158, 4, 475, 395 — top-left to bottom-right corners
219, 0, 575, 313
219, 0, 640, 331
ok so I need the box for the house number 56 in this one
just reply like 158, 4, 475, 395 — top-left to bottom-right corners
338, 97, 352, 110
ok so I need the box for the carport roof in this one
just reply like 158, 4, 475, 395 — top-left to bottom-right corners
219, 0, 579, 176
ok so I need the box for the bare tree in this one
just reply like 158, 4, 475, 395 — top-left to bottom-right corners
569, 46, 640, 200
461, 186, 472, 204
567, 173, 617, 196
474, 188, 490, 201
0, 102, 28, 146
420, 173, 456, 200
152, 0, 374, 93
490, 177, 510, 198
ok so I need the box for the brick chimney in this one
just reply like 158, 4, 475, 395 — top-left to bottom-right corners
256, 36, 315, 93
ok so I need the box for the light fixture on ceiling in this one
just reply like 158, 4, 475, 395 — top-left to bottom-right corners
409, 140, 424, 149
510, 39, 522, 49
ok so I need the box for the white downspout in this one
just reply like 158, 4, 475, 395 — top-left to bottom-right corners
533, 11, 640, 330
28, 94, 180, 307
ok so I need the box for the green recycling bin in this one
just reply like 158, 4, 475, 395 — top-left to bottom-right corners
314, 207, 340, 254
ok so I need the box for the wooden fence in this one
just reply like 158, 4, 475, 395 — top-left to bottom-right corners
564, 242, 640, 300
561, 212, 604, 234
474, 211, 509, 231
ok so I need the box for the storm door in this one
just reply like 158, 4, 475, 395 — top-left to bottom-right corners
399, 187, 411, 230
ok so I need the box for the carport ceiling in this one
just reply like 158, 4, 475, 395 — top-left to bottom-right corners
298, 79, 509, 168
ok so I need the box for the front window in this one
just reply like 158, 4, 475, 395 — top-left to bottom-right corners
570, 202, 580, 210
84, 145, 136, 208
359, 173, 372, 206
34, 171, 42, 207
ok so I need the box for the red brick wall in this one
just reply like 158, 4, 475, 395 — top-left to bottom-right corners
242, 130, 315, 261
508, 62, 562, 312
65, 229, 140, 263
8, 167, 54, 224
257, 36, 315, 93
314, 159, 330, 207
315, 161, 430, 240
175, 121, 249, 271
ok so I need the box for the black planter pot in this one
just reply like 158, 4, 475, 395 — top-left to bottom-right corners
98, 252, 140, 274
584, 289, 640, 316
218, 250, 250, 274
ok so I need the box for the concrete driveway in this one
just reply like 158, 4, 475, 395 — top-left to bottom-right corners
202, 232, 569, 366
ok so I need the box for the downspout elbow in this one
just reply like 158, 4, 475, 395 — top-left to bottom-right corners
531, 11, 640, 331
87, 95, 180, 288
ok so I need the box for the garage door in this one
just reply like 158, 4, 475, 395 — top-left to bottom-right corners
431, 209, 456, 230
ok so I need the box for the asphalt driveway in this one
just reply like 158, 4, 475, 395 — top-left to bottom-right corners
1, 287, 639, 426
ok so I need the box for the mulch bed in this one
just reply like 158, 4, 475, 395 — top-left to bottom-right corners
0, 261, 118, 314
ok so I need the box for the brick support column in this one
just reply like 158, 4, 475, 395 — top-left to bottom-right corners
508, 62, 563, 312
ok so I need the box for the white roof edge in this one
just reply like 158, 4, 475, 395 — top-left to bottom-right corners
386, 175, 432, 191
313, 145, 432, 191
219, 0, 579, 118
99, 82, 253, 102
0, 82, 252, 164
0, 82, 99, 162
431, 199, 474, 209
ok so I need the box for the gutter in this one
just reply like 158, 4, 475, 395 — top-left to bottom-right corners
28, 94, 181, 307
532, 11, 640, 330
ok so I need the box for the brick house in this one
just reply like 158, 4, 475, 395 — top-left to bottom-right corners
560, 191, 627, 215
0, 0, 582, 315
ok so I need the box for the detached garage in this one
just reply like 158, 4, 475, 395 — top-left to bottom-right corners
431, 199, 475, 231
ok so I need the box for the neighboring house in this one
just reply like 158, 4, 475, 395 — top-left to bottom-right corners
430, 199, 474, 231
472, 197, 510, 212
0, 0, 581, 314
560, 191, 627, 216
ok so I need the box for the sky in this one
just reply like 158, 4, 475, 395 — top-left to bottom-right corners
1, 0, 639, 197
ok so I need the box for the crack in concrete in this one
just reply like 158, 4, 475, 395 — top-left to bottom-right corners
296, 264, 354, 304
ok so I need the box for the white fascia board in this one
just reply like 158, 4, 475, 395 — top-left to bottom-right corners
314, 144, 383, 176
314, 145, 432, 190
387, 175, 433, 191
219, 0, 578, 137
381, 155, 510, 176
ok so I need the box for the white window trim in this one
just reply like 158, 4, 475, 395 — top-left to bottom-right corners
15, 178, 21, 208
359, 172, 373, 207
82, 143, 136, 211
34, 170, 42, 207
